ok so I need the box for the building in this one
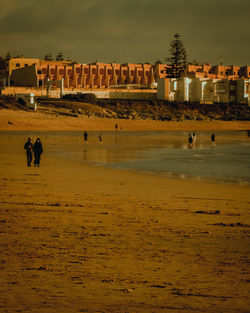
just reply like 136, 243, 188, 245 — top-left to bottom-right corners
0, 56, 249, 103
157, 77, 250, 105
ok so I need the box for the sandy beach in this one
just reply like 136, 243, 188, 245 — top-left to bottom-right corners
1, 109, 250, 131
0, 111, 250, 312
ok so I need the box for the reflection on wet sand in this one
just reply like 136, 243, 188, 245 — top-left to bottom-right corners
0, 130, 249, 184
78, 130, 250, 184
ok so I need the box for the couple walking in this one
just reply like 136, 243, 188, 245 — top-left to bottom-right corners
24, 137, 43, 167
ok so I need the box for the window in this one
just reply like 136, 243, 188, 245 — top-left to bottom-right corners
59, 69, 64, 75
37, 70, 42, 74
25, 64, 28, 67
16, 63, 20, 67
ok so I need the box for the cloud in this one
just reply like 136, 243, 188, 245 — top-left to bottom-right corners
0, 0, 249, 65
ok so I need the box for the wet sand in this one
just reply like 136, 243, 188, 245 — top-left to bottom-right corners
0, 130, 250, 313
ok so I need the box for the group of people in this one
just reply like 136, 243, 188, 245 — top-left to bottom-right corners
83, 131, 103, 143
188, 132, 197, 147
24, 131, 217, 166
24, 137, 43, 167
188, 132, 216, 148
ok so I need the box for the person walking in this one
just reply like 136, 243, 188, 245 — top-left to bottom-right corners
211, 133, 216, 146
33, 138, 43, 167
98, 133, 103, 143
192, 132, 196, 144
24, 137, 33, 167
83, 131, 88, 143
188, 133, 193, 148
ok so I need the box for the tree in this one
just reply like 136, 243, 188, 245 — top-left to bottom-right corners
56, 51, 64, 61
44, 53, 53, 61
6, 52, 11, 60
164, 33, 187, 78
154, 59, 162, 65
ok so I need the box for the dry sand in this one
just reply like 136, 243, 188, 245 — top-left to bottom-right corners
0, 110, 250, 312
1, 108, 250, 131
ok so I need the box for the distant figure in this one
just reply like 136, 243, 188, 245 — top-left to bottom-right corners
98, 133, 103, 143
115, 123, 118, 131
192, 132, 196, 144
188, 133, 193, 147
211, 133, 216, 145
33, 138, 43, 167
83, 131, 88, 143
247, 130, 250, 138
24, 137, 33, 167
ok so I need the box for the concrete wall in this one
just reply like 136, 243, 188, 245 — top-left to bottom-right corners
10, 64, 37, 87
1, 87, 47, 97
200, 79, 214, 104
157, 78, 170, 100
61, 88, 156, 100
236, 79, 250, 104
213, 80, 229, 103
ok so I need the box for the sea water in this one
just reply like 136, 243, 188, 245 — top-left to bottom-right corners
1, 130, 250, 184
46, 130, 250, 184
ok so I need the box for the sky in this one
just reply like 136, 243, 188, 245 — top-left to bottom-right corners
0, 0, 249, 66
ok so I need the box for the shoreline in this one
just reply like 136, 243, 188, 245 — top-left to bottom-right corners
1, 112, 250, 312
1, 109, 250, 131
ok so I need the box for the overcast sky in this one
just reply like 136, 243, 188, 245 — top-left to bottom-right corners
0, 0, 249, 66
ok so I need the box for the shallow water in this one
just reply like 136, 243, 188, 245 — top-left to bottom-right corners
1, 130, 250, 184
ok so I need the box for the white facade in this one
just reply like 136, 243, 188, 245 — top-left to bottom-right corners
157, 77, 250, 105
236, 79, 250, 105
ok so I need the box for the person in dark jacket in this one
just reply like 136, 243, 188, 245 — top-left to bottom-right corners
24, 137, 33, 166
33, 138, 43, 167
83, 131, 88, 143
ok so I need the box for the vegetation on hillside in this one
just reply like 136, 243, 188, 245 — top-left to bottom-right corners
0, 95, 250, 121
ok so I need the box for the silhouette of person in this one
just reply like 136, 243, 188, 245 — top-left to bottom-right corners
98, 133, 103, 143
84, 131, 88, 143
33, 138, 43, 167
188, 133, 193, 147
211, 133, 215, 145
24, 137, 33, 167
192, 132, 196, 143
